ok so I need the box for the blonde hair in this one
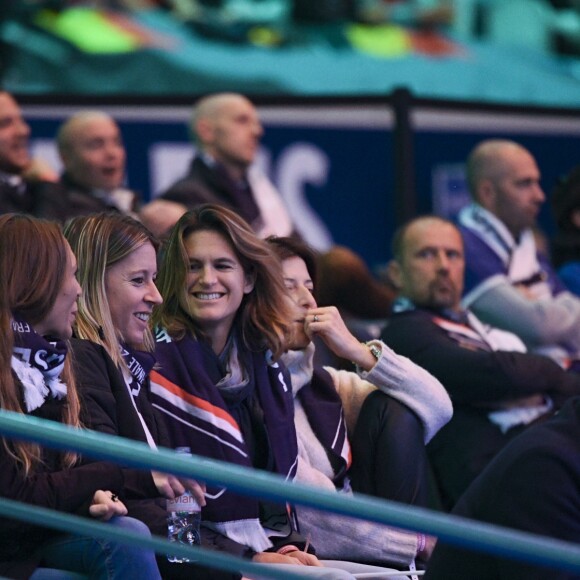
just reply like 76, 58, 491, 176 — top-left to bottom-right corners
154, 204, 293, 359
0, 214, 80, 475
64, 213, 159, 369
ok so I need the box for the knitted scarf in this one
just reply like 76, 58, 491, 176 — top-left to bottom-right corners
119, 343, 155, 398
458, 203, 553, 298
11, 316, 68, 412
149, 327, 298, 552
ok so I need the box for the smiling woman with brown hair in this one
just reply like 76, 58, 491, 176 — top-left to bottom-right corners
149, 204, 406, 578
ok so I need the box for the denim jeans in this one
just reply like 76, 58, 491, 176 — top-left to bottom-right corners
31, 516, 161, 580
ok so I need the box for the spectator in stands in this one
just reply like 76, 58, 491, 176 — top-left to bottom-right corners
0, 213, 161, 579
380, 215, 580, 508
64, 213, 238, 580
426, 395, 580, 579
53, 111, 140, 220
457, 139, 580, 367
148, 204, 408, 579
139, 92, 395, 325
267, 235, 451, 569
551, 164, 580, 295
0, 91, 62, 216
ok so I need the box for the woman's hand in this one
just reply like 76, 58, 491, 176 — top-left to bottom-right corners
419, 535, 437, 561
252, 552, 302, 565
286, 550, 322, 566
89, 490, 128, 521
152, 471, 207, 506
252, 550, 322, 566
305, 306, 378, 371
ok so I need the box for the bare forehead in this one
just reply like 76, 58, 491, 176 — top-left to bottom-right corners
69, 116, 120, 142
184, 229, 236, 256
499, 146, 539, 177
0, 93, 20, 116
219, 97, 257, 119
405, 219, 463, 251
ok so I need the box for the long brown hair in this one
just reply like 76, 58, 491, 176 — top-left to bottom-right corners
153, 204, 293, 359
64, 213, 160, 369
0, 214, 80, 474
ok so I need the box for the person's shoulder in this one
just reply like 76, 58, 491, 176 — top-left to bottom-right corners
161, 156, 210, 198
71, 337, 106, 354
381, 308, 435, 340
71, 338, 117, 372
387, 307, 433, 324
71, 337, 102, 357
25, 179, 68, 216
458, 222, 503, 262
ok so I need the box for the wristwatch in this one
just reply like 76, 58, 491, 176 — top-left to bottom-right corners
366, 342, 381, 362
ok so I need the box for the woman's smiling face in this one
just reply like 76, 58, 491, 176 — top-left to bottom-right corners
181, 229, 254, 352
105, 242, 162, 347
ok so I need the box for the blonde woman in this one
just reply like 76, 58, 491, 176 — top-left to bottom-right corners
64, 213, 230, 580
0, 214, 160, 580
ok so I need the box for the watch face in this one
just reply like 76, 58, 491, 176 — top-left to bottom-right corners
368, 344, 381, 360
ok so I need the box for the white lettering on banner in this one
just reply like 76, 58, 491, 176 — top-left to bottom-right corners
155, 327, 172, 343
149, 143, 194, 198
431, 163, 470, 220
275, 143, 333, 252
127, 356, 146, 384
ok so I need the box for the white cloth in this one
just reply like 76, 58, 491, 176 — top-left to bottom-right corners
435, 310, 554, 432
11, 355, 67, 413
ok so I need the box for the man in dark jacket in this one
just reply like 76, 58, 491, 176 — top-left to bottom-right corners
52, 111, 140, 220
0, 91, 63, 216
381, 215, 580, 507
426, 396, 580, 579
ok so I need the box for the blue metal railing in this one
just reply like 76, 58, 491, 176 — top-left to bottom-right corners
1, 408, 579, 576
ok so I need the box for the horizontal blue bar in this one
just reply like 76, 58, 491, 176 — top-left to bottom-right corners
1, 408, 578, 574
0, 497, 306, 579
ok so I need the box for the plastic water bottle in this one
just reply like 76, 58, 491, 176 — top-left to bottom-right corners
167, 447, 201, 563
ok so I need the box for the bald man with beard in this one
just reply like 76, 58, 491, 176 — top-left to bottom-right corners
381, 215, 580, 507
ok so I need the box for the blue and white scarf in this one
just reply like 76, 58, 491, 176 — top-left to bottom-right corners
11, 316, 68, 412
458, 203, 552, 299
